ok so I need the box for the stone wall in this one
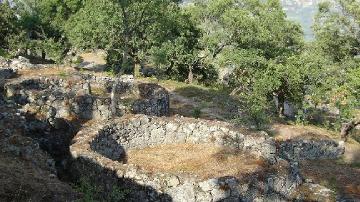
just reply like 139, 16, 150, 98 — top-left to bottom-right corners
70, 115, 307, 201
278, 139, 345, 161
70, 114, 346, 201
4, 76, 170, 120
89, 115, 277, 162
4, 77, 120, 120
131, 83, 170, 116
0, 56, 9, 68
0, 68, 16, 80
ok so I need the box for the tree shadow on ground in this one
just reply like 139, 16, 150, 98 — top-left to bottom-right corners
300, 157, 360, 200
172, 85, 240, 121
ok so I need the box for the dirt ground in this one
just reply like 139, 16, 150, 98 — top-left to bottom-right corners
127, 143, 265, 180
0, 152, 78, 201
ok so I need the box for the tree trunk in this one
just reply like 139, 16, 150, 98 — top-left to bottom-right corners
340, 120, 360, 142
122, 34, 130, 74
277, 92, 285, 117
187, 66, 193, 84
85, 81, 92, 95
134, 60, 141, 78
230, 87, 242, 96
110, 79, 118, 117
42, 50, 46, 60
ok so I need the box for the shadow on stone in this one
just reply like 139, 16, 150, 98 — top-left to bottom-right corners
73, 94, 94, 120
71, 149, 173, 201
90, 131, 128, 162
132, 83, 170, 116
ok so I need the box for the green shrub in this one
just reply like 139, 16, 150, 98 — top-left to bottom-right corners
74, 177, 130, 202
59, 71, 68, 78
192, 107, 202, 119
0, 48, 10, 58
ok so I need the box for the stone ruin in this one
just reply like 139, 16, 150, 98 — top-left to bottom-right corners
0, 56, 348, 201
70, 114, 345, 201
3, 74, 170, 121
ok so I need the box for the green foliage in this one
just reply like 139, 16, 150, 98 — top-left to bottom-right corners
1, 0, 82, 61
192, 107, 202, 119
0, 48, 10, 58
75, 177, 97, 202
313, 0, 360, 62
74, 177, 129, 202
0, 0, 358, 131
0, 1, 18, 49
66, 0, 185, 75
58, 71, 68, 78
42, 38, 67, 63
189, 0, 304, 118
65, 0, 121, 49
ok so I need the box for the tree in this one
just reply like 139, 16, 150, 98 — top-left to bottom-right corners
313, 0, 360, 62
66, 0, 183, 76
0, 1, 18, 50
188, 0, 304, 118
290, 0, 360, 130
3, 0, 83, 62
149, 9, 218, 84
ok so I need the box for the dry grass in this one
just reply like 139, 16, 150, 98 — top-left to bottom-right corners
127, 143, 264, 180
17, 67, 75, 79
301, 160, 360, 199
270, 123, 336, 141
80, 51, 106, 65
91, 86, 109, 97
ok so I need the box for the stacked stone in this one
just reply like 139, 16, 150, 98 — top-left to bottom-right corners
70, 115, 310, 201
132, 83, 170, 116
278, 139, 345, 161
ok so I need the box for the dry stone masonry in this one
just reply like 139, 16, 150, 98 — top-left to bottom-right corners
70, 115, 299, 201
70, 113, 345, 201
4, 75, 170, 120
0, 57, 348, 201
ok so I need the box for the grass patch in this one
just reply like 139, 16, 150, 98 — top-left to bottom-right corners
91, 87, 108, 97
58, 71, 68, 78
0, 48, 10, 59
74, 177, 130, 202
192, 107, 202, 119
127, 143, 264, 180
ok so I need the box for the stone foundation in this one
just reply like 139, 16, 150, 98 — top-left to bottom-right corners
4, 76, 170, 120
70, 115, 307, 201
278, 139, 345, 161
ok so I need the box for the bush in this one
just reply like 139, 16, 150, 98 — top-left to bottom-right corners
0, 48, 10, 58
106, 49, 133, 74
192, 107, 202, 119
74, 177, 129, 202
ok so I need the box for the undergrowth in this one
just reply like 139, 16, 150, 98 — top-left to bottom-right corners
74, 177, 130, 202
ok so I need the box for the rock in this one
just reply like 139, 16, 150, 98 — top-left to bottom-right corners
196, 191, 213, 202
167, 176, 180, 187
0, 56, 9, 67
132, 83, 170, 116
278, 139, 345, 160
199, 179, 218, 192
0, 68, 16, 79
168, 182, 196, 202
211, 187, 231, 201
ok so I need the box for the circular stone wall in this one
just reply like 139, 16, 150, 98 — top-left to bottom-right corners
81, 115, 277, 162
70, 115, 289, 201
